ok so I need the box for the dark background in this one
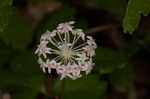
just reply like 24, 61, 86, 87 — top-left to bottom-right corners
0, 0, 150, 99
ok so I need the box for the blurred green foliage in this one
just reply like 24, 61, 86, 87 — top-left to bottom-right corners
123, 0, 150, 34
0, 0, 45, 98
110, 66, 132, 89
0, 40, 12, 66
0, 8, 32, 49
54, 75, 107, 99
0, 52, 45, 99
95, 40, 140, 74
0, 0, 150, 99
95, 48, 129, 74
0, 0, 13, 32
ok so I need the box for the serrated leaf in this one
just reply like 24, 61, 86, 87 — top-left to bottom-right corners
54, 75, 107, 99
123, 0, 150, 34
0, 8, 32, 49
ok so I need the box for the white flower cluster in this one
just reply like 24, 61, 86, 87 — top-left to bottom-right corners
35, 21, 97, 80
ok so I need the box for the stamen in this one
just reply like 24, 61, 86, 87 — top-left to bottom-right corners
57, 31, 64, 43
54, 55, 63, 62
49, 39, 59, 49
71, 35, 80, 48
64, 32, 67, 45
73, 42, 87, 50
71, 33, 77, 49
52, 37, 59, 45
73, 47, 84, 51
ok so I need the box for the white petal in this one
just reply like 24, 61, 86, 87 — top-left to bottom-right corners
42, 67, 46, 73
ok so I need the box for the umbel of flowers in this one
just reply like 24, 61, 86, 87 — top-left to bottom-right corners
35, 21, 97, 80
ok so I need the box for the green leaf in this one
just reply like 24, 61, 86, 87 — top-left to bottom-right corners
0, 51, 45, 99
0, 0, 12, 6
0, 0, 13, 32
95, 48, 128, 74
109, 65, 133, 89
0, 70, 44, 92
10, 51, 42, 75
54, 75, 107, 99
119, 40, 140, 58
123, 0, 150, 34
10, 51, 45, 92
12, 88, 38, 99
0, 8, 32, 49
0, 40, 12, 65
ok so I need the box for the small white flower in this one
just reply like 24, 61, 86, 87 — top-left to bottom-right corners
38, 58, 47, 73
58, 65, 73, 80
35, 41, 51, 58
76, 53, 88, 63
55, 62, 61, 74
87, 36, 97, 49
72, 29, 85, 40
85, 60, 94, 74
46, 59, 57, 73
40, 30, 56, 41
83, 36, 97, 57
72, 64, 82, 80
83, 45, 96, 57
35, 21, 97, 80
57, 21, 75, 33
